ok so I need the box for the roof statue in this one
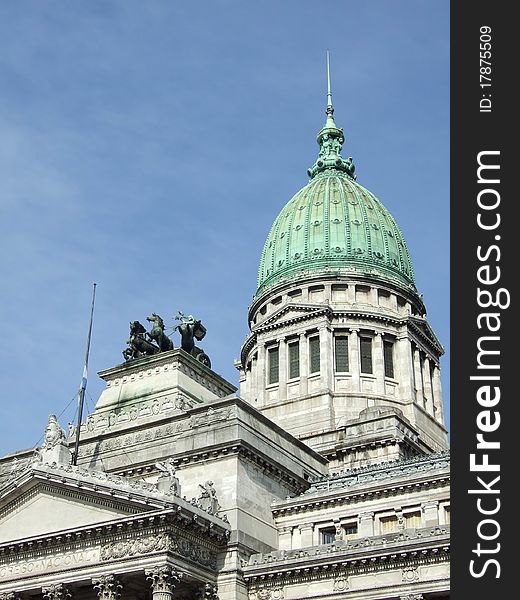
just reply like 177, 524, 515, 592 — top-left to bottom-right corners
34, 414, 72, 465
146, 313, 174, 352
122, 320, 162, 361
175, 311, 211, 368
122, 311, 212, 368
155, 457, 181, 496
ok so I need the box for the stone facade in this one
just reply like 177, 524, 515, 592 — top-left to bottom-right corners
0, 83, 449, 600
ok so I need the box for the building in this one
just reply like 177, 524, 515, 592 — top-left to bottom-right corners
0, 73, 450, 600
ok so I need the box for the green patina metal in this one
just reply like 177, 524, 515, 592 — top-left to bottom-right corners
256, 54, 416, 298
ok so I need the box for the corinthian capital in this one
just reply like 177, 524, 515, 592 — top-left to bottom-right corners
0, 593, 20, 600
202, 583, 219, 600
92, 575, 122, 600
146, 566, 183, 594
42, 584, 71, 600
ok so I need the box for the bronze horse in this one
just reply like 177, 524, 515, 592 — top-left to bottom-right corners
147, 313, 174, 352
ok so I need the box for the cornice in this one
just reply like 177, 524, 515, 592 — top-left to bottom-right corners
244, 526, 450, 581
271, 453, 450, 515
0, 507, 229, 561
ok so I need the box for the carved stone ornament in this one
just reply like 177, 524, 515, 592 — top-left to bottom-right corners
202, 583, 219, 600
92, 575, 123, 600
146, 566, 183, 594
332, 575, 349, 592
400, 595, 423, 600
39, 415, 72, 465
42, 584, 71, 600
401, 566, 420, 584
0, 593, 19, 600
197, 481, 221, 515
155, 458, 181, 496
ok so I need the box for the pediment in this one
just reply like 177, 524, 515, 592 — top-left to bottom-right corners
408, 316, 444, 355
0, 462, 167, 543
256, 304, 329, 332
0, 484, 139, 542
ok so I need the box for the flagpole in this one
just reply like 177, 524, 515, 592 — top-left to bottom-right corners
72, 283, 97, 466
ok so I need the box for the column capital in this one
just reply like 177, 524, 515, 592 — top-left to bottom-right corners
92, 575, 122, 600
146, 566, 184, 594
42, 585, 71, 600
201, 583, 219, 600
421, 500, 440, 511
0, 593, 20, 600
400, 595, 423, 600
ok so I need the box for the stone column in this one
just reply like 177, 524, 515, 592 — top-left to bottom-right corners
256, 343, 266, 405
278, 337, 287, 401
432, 364, 444, 423
395, 337, 414, 401
358, 512, 374, 537
299, 332, 309, 396
146, 566, 183, 600
373, 332, 385, 394
422, 357, 434, 414
412, 347, 423, 405
42, 585, 71, 600
422, 500, 439, 527
92, 575, 122, 600
319, 326, 332, 390
349, 329, 360, 392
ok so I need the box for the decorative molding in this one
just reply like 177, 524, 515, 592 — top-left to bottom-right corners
201, 583, 219, 600
92, 575, 122, 600
101, 532, 218, 569
401, 566, 420, 584
272, 452, 450, 515
80, 406, 236, 457
146, 565, 184, 594
42, 584, 71, 600
332, 575, 349, 592
244, 526, 450, 580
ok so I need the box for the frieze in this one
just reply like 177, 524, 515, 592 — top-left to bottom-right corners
100, 533, 217, 570
79, 406, 235, 458
83, 394, 193, 435
0, 549, 99, 581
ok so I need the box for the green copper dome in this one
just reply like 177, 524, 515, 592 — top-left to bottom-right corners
256, 58, 416, 298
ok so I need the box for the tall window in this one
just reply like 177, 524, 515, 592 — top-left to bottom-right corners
309, 336, 320, 374
383, 340, 394, 378
288, 341, 300, 379
360, 337, 373, 374
335, 336, 349, 372
268, 347, 279, 384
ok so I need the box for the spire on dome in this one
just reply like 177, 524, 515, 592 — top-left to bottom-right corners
307, 51, 356, 180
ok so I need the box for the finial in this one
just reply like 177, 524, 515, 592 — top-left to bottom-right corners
307, 51, 357, 181
326, 50, 333, 112
325, 50, 336, 127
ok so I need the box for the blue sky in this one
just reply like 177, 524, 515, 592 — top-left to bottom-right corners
0, 0, 449, 456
